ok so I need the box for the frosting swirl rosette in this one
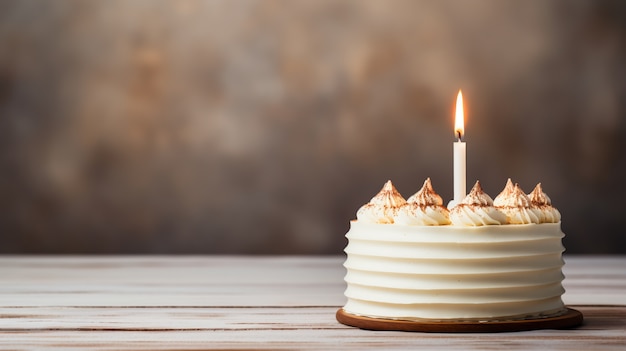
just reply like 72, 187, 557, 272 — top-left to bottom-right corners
494, 179, 541, 224
449, 181, 507, 226
356, 180, 407, 224
528, 183, 561, 223
394, 178, 451, 225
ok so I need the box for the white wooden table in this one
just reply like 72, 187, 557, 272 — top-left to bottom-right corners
0, 256, 624, 350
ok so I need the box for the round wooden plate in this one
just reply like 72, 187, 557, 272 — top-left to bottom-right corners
336, 307, 583, 333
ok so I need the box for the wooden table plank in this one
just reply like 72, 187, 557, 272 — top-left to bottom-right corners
0, 307, 624, 351
561, 256, 626, 306
0, 255, 624, 350
0, 256, 346, 307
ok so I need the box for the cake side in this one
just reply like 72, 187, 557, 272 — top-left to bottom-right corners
342, 221, 566, 321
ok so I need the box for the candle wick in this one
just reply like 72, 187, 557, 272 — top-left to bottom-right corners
455, 130, 462, 142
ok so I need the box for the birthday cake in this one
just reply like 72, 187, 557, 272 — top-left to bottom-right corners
341, 178, 568, 322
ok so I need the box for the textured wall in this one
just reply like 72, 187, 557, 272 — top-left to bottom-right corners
0, 0, 624, 254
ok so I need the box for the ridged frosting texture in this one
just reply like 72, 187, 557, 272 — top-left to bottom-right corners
394, 178, 451, 225
356, 181, 406, 224
342, 221, 566, 320
449, 181, 507, 226
494, 179, 542, 224
529, 183, 561, 223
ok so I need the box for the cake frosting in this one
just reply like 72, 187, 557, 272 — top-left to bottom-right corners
342, 179, 567, 321
494, 179, 542, 224
394, 178, 451, 226
529, 183, 561, 223
356, 180, 406, 224
449, 181, 507, 226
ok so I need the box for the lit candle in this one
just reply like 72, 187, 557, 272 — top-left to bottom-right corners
452, 90, 466, 205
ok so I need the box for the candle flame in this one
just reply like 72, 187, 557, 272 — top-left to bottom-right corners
455, 90, 464, 140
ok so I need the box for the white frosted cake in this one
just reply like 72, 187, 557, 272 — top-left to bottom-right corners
342, 178, 567, 321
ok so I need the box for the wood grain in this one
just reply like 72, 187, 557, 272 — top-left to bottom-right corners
0, 256, 624, 350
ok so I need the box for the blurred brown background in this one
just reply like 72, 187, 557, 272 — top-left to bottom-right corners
0, 0, 624, 254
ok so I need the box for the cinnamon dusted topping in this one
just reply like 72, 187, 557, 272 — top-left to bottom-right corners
355, 179, 561, 225
369, 180, 407, 207
407, 178, 444, 206
395, 178, 450, 225
529, 183, 551, 206
494, 182, 540, 224
528, 183, 561, 223
449, 181, 507, 226
460, 181, 495, 206
493, 178, 515, 207
356, 180, 407, 224
495, 183, 533, 208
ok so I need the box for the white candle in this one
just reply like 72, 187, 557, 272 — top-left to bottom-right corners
453, 90, 466, 204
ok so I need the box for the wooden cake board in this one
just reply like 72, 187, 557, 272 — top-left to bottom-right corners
336, 307, 583, 333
